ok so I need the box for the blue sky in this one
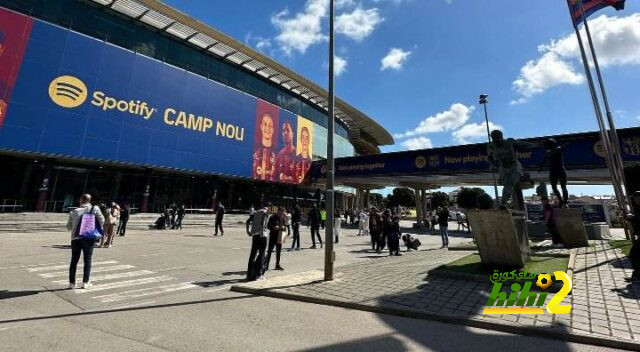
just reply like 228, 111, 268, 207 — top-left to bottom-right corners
164, 0, 640, 196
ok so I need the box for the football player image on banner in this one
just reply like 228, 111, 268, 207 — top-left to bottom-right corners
252, 100, 280, 181
295, 116, 314, 184
275, 110, 298, 184
0, 8, 33, 129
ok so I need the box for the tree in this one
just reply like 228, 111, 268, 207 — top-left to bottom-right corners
430, 191, 450, 209
385, 187, 415, 208
369, 192, 384, 207
456, 187, 493, 210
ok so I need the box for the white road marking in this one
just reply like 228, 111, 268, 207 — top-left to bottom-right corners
94, 282, 197, 302
74, 275, 174, 294
0, 261, 67, 270
108, 300, 156, 310
39, 265, 135, 278
28, 261, 118, 272
51, 270, 155, 285
140, 253, 167, 257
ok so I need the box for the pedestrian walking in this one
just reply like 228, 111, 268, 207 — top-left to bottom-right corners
438, 206, 450, 248
66, 194, 105, 289
290, 203, 301, 251
175, 204, 185, 229
388, 215, 402, 256
246, 204, 269, 281
214, 202, 225, 236
102, 202, 120, 248
285, 208, 292, 237
265, 207, 286, 271
117, 203, 129, 236
170, 202, 177, 229
333, 208, 342, 244
308, 203, 323, 249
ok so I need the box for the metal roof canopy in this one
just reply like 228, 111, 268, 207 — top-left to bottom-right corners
310, 127, 640, 189
88, 0, 394, 153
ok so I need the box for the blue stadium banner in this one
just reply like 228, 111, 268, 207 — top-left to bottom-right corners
0, 6, 313, 184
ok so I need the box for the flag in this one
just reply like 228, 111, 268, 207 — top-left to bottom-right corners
568, 0, 626, 24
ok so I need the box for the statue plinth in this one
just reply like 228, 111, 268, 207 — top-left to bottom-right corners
553, 208, 589, 248
467, 209, 530, 267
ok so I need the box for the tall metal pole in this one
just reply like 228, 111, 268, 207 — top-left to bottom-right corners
479, 95, 499, 203
567, 1, 629, 237
324, 0, 335, 281
578, 0, 630, 212
577, 0, 631, 238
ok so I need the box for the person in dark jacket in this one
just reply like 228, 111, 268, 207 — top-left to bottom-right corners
175, 204, 185, 230
379, 209, 391, 253
369, 207, 382, 252
438, 206, 450, 248
117, 203, 130, 236
265, 207, 286, 271
388, 215, 402, 256
625, 192, 640, 282
290, 203, 301, 251
308, 203, 323, 249
246, 204, 269, 281
214, 202, 225, 236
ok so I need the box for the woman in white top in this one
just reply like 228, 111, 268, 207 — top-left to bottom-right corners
103, 202, 120, 248
285, 210, 292, 237
333, 208, 342, 244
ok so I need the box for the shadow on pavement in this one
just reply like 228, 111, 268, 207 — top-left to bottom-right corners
42, 245, 71, 249
0, 294, 250, 325
0, 289, 43, 300
300, 334, 406, 352
222, 271, 247, 276
193, 278, 245, 288
374, 275, 574, 352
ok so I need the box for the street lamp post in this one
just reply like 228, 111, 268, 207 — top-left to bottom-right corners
324, 0, 335, 281
479, 94, 499, 204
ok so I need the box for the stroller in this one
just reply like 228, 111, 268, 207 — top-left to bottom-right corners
401, 234, 421, 252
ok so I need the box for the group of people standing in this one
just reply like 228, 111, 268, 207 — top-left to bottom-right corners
366, 207, 403, 256
98, 201, 130, 248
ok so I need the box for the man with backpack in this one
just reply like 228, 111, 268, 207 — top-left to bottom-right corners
66, 194, 105, 289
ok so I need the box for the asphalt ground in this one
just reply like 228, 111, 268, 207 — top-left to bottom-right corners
0, 222, 622, 351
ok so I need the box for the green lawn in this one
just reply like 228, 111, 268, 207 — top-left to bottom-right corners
437, 253, 569, 276
610, 240, 632, 256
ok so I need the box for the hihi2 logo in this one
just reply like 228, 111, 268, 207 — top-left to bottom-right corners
482, 271, 572, 315
48, 75, 88, 108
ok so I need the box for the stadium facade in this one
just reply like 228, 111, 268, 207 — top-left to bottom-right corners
0, 0, 393, 212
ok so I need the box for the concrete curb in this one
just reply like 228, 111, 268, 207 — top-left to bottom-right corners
230, 284, 640, 351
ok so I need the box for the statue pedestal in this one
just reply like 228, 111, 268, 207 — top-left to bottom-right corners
467, 209, 530, 268
554, 208, 589, 248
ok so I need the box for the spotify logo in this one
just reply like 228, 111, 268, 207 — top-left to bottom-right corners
48, 75, 87, 108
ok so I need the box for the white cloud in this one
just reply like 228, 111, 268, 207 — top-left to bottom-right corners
334, 55, 347, 76
380, 48, 412, 70
271, 0, 328, 55
394, 103, 474, 138
336, 0, 355, 8
401, 137, 433, 150
512, 13, 640, 103
336, 7, 384, 41
511, 52, 584, 104
452, 121, 503, 144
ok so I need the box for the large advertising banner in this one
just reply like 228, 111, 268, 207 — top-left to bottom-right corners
0, 7, 319, 184
0, 9, 32, 128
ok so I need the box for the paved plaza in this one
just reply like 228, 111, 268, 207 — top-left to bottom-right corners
233, 237, 640, 350
0, 222, 629, 351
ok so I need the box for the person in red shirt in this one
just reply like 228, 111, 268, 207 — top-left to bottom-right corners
276, 122, 297, 183
252, 113, 276, 181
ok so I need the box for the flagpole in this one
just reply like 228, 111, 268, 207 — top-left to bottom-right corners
570, 0, 631, 238
577, 0, 630, 209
